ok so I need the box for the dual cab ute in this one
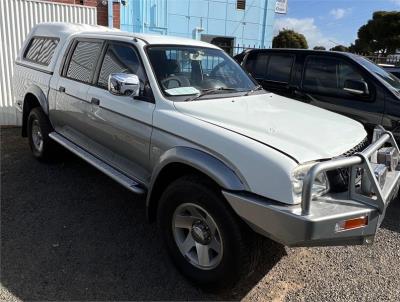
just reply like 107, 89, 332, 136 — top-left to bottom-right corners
13, 23, 400, 288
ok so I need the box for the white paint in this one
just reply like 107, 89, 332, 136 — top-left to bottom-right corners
0, 0, 97, 125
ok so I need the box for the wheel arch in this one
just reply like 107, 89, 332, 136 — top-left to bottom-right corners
146, 147, 247, 222
22, 86, 49, 137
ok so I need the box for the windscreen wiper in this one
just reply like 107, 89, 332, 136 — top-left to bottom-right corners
245, 85, 263, 96
185, 87, 240, 102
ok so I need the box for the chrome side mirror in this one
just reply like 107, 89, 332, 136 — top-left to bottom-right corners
108, 73, 140, 97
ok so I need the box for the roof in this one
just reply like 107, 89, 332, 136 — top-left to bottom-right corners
239, 48, 356, 58
30, 22, 219, 49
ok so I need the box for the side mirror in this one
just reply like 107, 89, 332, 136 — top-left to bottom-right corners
108, 73, 140, 97
343, 79, 369, 95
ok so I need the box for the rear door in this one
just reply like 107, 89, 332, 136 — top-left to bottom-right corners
262, 53, 295, 97
51, 39, 104, 149
299, 55, 384, 132
243, 51, 295, 97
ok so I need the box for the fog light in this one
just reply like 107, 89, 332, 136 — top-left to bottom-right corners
377, 147, 399, 171
361, 163, 387, 194
335, 216, 368, 232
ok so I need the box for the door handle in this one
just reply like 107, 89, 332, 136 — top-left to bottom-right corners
59, 86, 65, 93
91, 98, 100, 105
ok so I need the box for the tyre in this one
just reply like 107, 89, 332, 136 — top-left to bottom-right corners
27, 107, 55, 160
157, 175, 256, 289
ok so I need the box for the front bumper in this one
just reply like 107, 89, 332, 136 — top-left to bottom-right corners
224, 128, 400, 247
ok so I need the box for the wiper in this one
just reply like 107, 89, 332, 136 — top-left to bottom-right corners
185, 87, 240, 102
245, 85, 263, 96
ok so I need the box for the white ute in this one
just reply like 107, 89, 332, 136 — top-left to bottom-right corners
12, 23, 400, 288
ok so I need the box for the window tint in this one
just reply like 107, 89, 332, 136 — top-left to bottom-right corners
244, 52, 268, 79
266, 54, 293, 83
303, 56, 368, 95
24, 37, 59, 65
97, 44, 145, 88
66, 41, 102, 83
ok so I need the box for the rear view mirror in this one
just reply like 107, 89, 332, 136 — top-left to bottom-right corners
343, 79, 369, 95
108, 73, 140, 97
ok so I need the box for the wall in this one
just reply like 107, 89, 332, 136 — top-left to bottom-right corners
0, 0, 97, 125
121, 0, 276, 49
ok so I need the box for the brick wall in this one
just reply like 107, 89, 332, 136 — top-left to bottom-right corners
45, 0, 120, 29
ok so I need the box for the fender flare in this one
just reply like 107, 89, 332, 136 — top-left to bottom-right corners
146, 146, 248, 219
25, 85, 49, 114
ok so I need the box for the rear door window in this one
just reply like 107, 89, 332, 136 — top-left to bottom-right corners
66, 41, 103, 83
244, 52, 269, 79
265, 54, 294, 83
24, 37, 59, 66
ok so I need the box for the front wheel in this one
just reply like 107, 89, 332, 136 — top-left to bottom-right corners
157, 175, 256, 289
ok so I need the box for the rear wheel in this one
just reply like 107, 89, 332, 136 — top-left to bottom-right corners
27, 107, 54, 160
157, 175, 256, 289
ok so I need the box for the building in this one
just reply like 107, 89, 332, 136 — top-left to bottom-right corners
120, 0, 277, 54
46, 0, 121, 28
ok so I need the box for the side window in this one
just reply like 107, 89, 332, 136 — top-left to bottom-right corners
66, 41, 102, 83
244, 52, 268, 79
97, 44, 146, 89
24, 37, 59, 66
303, 56, 368, 96
265, 54, 294, 83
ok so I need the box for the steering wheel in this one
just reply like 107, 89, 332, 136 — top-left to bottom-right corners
210, 61, 228, 78
161, 76, 190, 89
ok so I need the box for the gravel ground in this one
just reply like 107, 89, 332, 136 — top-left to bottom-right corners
1, 127, 399, 301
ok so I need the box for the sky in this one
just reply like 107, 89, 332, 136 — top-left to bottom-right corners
274, 0, 400, 49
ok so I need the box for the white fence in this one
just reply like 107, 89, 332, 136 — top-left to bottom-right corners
0, 0, 97, 126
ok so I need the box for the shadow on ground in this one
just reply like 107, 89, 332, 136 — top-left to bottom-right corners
1, 128, 285, 301
381, 199, 400, 234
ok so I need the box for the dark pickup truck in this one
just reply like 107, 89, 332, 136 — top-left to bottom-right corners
235, 49, 400, 139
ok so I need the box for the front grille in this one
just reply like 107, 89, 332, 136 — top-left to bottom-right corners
327, 137, 369, 192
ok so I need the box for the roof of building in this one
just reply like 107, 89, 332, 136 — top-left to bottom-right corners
30, 22, 219, 49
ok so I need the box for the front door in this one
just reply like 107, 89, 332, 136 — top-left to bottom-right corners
299, 55, 384, 133
86, 41, 155, 184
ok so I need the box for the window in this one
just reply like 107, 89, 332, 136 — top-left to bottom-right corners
237, 0, 246, 10
66, 41, 102, 83
24, 37, 59, 66
265, 54, 294, 83
303, 56, 368, 96
244, 52, 268, 79
97, 44, 145, 88
147, 46, 256, 98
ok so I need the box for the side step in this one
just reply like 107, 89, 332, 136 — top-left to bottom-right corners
49, 132, 145, 195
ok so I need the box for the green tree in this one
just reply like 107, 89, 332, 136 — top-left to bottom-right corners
272, 29, 308, 49
330, 45, 349, 52
313, 46, 326, 50
350, 11, 400, 55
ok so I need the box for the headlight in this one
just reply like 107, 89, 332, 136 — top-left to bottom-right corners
292, 162, 329, 202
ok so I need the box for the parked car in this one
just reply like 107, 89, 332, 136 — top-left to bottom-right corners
235, 49, 400, 139
382, 66, 400, 79
13, 23, 400, 288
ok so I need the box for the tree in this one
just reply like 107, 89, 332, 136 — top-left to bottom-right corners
350, 11, 400, 55
330, 45, 349, 52
272, 29, 308, 49
313, 46, 326, 50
